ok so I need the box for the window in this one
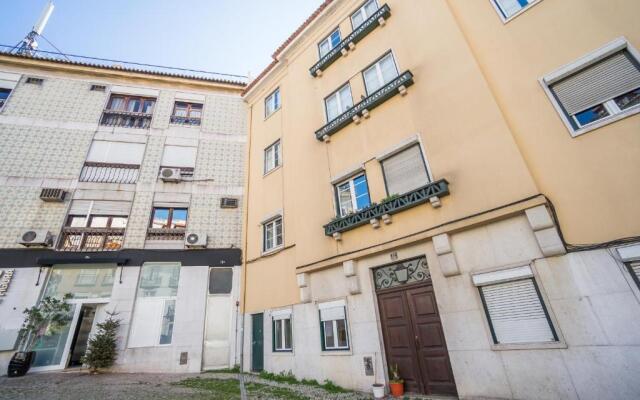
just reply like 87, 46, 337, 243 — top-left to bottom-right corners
106, 95, 155, 114
381, 144, 430, 196
319, 300, 349, 350
86, 140, 146, 166
264, 140, 281, 174
363, 52, 399, 95
492, 0, 539, 20
542, 41, 640, 136
272, 310, 293, 352
319, 29, 342, 58
170, 101, 203, 125
43, 266, 116, 300
0, 88, 11, 109
265, 88, 281, 118
627, 261, 640, 290
101, 95, 156, 128
90, 84, 106, 92
129, 263, 180, 348
150, 207, 188, 229
351, 0, 379, 28
263, 216, 283, 252
59, 200, 131, 251
25, 77, 43, 85
473, 265, 558, 345
209, 268, 233, 295
325, 84, 354, 122
335, 173, 371, 217
74, 269, 99, 286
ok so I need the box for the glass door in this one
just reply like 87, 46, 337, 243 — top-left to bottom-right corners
31, 304, 77, 370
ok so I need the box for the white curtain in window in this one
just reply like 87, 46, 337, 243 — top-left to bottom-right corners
86, 140, 146, 165
161, 145, 197, 168
382, 145, 430, 196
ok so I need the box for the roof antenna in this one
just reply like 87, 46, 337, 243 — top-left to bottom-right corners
13, 1, 55, 56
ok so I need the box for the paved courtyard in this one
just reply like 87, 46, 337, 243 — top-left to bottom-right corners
0, 371, 450, 400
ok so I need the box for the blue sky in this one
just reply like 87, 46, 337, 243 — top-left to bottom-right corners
0, 0, 324, 79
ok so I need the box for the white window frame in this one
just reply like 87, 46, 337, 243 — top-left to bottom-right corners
540, 37, 640, 138
272, 311, 293, 352
262, 216, 283, 253
362, 51, 400, 96
334, 173, 370, 217
318, 28, 342, 58
324, 83, 354, 122
0, 87, 13, 112
350, 0, 379, 29
321, 318, 350, 351
472, 264, 564, 350
264, 140, 282, 175
265, 88, 281, 118
490, 0, 543, 23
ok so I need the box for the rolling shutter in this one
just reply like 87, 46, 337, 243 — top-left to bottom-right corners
481, 279, 557, 344
86, 140, 146, 165
161, 145, 197, 168
319, 299, 346, 322
550, 50, 640, 115
629, 262, 640, 288
382, 145, 430, 196
271, 309, 292, 321
68, 200, 131, 216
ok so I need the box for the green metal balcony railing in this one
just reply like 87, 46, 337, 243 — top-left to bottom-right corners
310, 4, 391, 77
315, 70, 414, 141
323, 179, 450, 237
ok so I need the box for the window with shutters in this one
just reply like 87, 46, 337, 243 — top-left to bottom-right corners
473, 265, 559, 346
542, 39, 640, 136
325, 83, 354, 122
319, 300, 349, 351
272, 310, 293, 352
335, 173, 371, 217
59, 200, 131, 251
101, 94, 155, 128
381, 144, 430, 196
491, 0, 541, 22
264, 140, 281, 174
147, 207, 188, 240
170, 101, 203, 126
626, 262, 640, 290
363, 52, 399, 95
81, 140, 145, 184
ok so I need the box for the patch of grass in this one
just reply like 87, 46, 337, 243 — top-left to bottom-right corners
321, 379, 348, 393
204, 365, 241, 374
258, 371, 350, 394
174, 377, 309, 400
259, 370, 299, 384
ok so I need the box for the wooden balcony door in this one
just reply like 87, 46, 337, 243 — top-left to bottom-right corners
377, 283, 457, 396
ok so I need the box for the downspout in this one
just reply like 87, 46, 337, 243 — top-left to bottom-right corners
238, 99, 254, 398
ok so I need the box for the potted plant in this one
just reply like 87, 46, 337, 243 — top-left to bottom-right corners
389, 364, 405, 397
7, 294, 72, 377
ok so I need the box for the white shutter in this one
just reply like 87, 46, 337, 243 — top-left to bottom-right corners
86, 140, 145, 165
161, 145, 197, 168
550, 51, 640, 115
382, 145, 430, 196
319, 299, 346, 322
482, 279, 556, 344
68, 200, 131, 216
128, 298, 163, 348
272, 309, 292, 321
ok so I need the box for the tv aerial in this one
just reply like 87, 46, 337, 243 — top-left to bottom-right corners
13, 1, 55, 56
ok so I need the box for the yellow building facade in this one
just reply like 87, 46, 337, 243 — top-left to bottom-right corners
241, 0, 640, 398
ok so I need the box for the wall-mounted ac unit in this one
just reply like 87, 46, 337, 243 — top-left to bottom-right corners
18, 230, 52, 247
185, 232, 207, 248
39, 188, 66, 202
220, 198, 239, 209
159, 168, 182, 182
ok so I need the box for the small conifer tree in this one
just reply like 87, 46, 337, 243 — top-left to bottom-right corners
82, 310, 121, 373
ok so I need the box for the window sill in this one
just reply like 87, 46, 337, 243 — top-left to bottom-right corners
490, 340, 567, 351
320, 349, 352, 356
263, 165, 282, 178
569, 106, 640, 138
264, 107, 281, 122
495, 0, 543, 24
272, 349, 294, 355
261, 245, 285, 257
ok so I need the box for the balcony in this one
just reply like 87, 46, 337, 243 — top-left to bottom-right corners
79, 162, 140, 184
146, 228, 186, 241
58, 227, 125, 251
100, 109, 153, 129
315, 71, 414, 141
323, 179, 450, 237
169, 115, 201, 126
310, 4, 391, 77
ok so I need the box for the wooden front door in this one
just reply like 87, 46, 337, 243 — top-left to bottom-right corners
378, 283, 456, 395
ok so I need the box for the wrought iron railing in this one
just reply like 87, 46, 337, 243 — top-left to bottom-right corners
169, 115, 201, 126
315, 70, 414, 140
79, 162, 140, 184
310, 4, 391, 77
100, 109, 153, 129
146, 228, 186, 241
323, 179, 450, 236
58, 227, 125, 251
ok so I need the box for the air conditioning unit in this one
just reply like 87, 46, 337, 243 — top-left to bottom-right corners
185, 232, 207, 248
39, 188, 66, 202
18, 230, 53, 247
220, 197, 239, 209
159, 168, 182, 182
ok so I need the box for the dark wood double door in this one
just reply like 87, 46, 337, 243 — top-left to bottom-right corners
377, 283, 457, 396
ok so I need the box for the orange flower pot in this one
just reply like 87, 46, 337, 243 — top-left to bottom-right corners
389, 382, 404, 397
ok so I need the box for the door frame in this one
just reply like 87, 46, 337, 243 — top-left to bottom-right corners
375, 278, 456, 395
250, 312, 264, 372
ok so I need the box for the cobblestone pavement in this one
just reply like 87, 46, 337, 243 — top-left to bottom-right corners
0, 371, 452, 400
